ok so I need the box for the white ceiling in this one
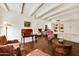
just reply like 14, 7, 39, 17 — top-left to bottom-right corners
0, 3, 79, 22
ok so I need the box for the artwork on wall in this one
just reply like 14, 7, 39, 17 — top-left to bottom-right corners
24, 21, 31, 27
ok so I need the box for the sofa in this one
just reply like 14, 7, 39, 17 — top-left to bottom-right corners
0, 35, 20, 56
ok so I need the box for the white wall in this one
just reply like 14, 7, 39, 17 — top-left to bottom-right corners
1, 11, 79, 43
57, 19, 79, 43
0, 11, 49, 43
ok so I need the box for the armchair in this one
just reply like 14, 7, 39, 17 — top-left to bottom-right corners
0, 35, 20, 56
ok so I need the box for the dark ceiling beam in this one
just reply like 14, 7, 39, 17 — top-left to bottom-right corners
31, 3, 44, 16
4, 3, 9, 11
21, 3, 26, 14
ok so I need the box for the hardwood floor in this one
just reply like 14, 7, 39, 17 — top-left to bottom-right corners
22, 36, 79, 56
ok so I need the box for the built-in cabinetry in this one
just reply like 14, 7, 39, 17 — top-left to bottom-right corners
53, 20, 79, 43
52, 21, 64, 34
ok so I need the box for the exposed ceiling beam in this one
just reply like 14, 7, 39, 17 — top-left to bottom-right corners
51, 14, 79, 22
4, 3, 9, 11
48, 5, 79, 21
31, 3, 44, 16
49, 8, 79, 22
21, 3, 26, 14
37, 4, 63, 18
42, 4, 78, 20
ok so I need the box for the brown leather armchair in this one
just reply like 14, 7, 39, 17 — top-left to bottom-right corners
0, 35, 20, 56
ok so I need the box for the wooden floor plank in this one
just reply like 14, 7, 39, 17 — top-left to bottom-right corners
22, 36, 79, 56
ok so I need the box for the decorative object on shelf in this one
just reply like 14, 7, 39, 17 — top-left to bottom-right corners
54, 20, 64, 33
24, 21, 31, 27
54, 23, 59, 32
55, 27, 57, 29
54, 30, 57, 32
59, 23, 64, 32
38, 28, 42, 33
55, 24, 58, 26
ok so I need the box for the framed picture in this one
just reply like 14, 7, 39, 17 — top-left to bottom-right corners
24, 21, 31, 27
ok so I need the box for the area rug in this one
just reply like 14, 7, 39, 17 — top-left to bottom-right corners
27, 49, 49, 56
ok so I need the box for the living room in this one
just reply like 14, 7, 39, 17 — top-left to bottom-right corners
0, 3, 79, 56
